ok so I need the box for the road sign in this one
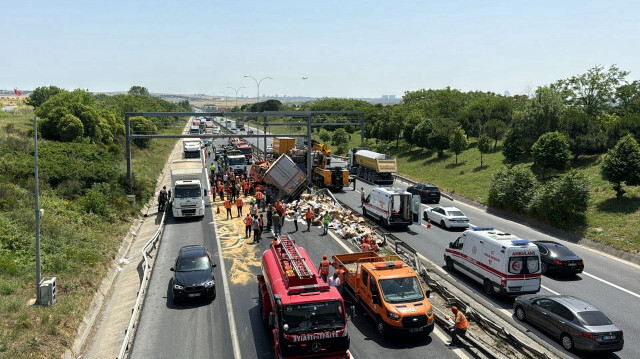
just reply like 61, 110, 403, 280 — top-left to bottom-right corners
218, 107, 227, 111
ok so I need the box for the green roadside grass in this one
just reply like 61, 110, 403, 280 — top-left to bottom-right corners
0, 111, 180, 358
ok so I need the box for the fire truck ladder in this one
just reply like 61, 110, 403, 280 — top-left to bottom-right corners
281, 236, 313, 279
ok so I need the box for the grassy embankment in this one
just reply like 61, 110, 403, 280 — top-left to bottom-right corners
0, 110, 179, 357
259, 123, 640, 253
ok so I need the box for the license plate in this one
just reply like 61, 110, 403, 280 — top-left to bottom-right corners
409, 327, 424, 333
188, 293, 201, 297
509, 287, 521, 292
568, 263, 577, 266
603, 335, 615, 340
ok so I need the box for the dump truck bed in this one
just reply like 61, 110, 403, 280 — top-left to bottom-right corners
332, 252, 380, 291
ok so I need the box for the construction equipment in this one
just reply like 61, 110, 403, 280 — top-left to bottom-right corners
311, 141, 349, 190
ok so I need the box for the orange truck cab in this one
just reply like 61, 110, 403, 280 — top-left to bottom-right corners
332, 252, 434, 336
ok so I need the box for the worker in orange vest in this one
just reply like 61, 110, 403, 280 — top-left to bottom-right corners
224, 199, 232, 219
447, 306, 469, 346
255, 190, 263, 210
318, 255, 331, 283
218, 183, 224, 201
236, 197, 244, 216
243, 181, 249, 197
244, 214, 252, 238
336, 265, 345, 295
361, 240, 372, 252
305, 208, 313, 232
370, 240, 379, 253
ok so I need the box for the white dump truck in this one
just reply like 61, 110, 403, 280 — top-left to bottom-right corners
170, 157, 208, 219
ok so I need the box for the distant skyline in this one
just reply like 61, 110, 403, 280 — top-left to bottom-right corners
2, 0, 639, 99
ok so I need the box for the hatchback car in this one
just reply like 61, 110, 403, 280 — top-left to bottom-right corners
170, 245, 217, 303
423, 206, 469, 229
514, 295, 623, 353
534, 241, 584, 275
406, 183, 441, 203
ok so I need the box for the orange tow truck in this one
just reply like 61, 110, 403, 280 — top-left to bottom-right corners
332, 252, 434, 336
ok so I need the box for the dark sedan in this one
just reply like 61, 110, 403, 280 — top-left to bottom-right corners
534, 241, 584, 275
406, 183, 440, 203
170, 245, 217, 303
514, 295, 623, 353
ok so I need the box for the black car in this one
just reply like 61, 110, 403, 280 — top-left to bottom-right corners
170, 245, 217, 303
533, 241, 584, 275
406, 183, 441, 203
514, 295, 623, 353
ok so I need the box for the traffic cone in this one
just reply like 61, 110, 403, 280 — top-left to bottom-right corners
217, 206, 220, 214
427, 218, 431, 229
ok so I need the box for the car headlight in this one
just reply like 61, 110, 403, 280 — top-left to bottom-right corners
173, 284, 184, 290
427, 308, 433, 317
204, 280, 215, 288
386, 310, 400, 321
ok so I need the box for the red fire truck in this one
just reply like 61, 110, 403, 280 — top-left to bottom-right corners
257, 236, 350, 358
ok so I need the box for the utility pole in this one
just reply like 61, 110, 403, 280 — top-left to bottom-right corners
34, 116, 41, 304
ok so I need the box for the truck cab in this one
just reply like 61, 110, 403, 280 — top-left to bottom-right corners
363, 187, 412, 228
333, 253, 434, 337
227, 155, 247, 175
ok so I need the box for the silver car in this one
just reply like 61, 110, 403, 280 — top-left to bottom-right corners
514, 295, 623, 353
423, 206, 469, 229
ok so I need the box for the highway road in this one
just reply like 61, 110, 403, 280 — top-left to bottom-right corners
234, 119, 639, 358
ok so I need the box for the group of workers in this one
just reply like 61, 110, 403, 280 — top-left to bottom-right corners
317, 255, 345, 296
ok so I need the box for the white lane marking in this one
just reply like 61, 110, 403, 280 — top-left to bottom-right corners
433, 326, 473, 358
582, 272, 640, 300
541, 285, 560, 295
208, 172, 242, 359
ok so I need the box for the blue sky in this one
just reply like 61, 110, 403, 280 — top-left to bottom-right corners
1, 0, 638, 98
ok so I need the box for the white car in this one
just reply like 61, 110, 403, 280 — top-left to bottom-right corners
423, 206, 469, 229
212, 127, 221, 134
266, 144, 274, 154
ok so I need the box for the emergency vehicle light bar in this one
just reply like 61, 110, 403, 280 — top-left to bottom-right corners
472, 226, 495, 231
511, 239, 531, 245
288, 283, 330, 294
373, 261, 405, 269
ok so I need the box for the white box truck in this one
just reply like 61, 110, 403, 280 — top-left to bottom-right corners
170, 158, 208, 219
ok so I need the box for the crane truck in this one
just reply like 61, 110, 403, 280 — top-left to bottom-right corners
332, 252, 434, 336
257, 236, 350, 358
346, 148, 396, 184
310, 141, 349, 190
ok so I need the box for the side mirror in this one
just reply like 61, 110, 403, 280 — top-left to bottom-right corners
425, 290, 431, 299
268, 312, 275, 327
212, 264, 217, 268
170, 267, 174, 271
449, 242, 454, 249
203, 189, 208, 196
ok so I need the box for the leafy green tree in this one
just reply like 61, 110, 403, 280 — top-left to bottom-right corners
477, 134, 492, 167
502, 130, 522, 162
531, 131, 571, 179
58, 114, 84, 142
411, 119, 433, 151
331, 128, 349, 149
128, 86, 150, 96
402, 110, 424, 151
528, 170, 591, 227
483, 119, 506, 149
553, 65, 629, 118
615, 81, 640, 116
129, 116, 158, 148
428, 128, 450, 158
515, 86, 565, 151
558, 108, 606, 159
601, 134, 640, 199
26, 85, 63, 108
449, 126, 467, 164
488, 165, 538, 213
318, 130, 331, 143
605, 114, 640, 148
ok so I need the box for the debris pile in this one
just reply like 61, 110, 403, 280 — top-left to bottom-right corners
285, 193, 382, 245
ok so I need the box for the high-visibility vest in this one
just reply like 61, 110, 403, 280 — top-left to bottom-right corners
259, 217, 263, 226
244, 216, 252, 226
362, 242, 371, 252
217, 184, 223, 192
337, 269, 345, 283
224, 200, 231, 209
244, 182, 249, 190
371, 242, 379, 252
275, 202, 281, 212
236, 198, 243, 207
320, 260, 330, 275
306, 210, 313, 220
455, 311, 469, 329
256, 191, 263, 200
362, 236, 370, 244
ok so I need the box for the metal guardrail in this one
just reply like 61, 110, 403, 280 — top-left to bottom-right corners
117, 207, 167, 359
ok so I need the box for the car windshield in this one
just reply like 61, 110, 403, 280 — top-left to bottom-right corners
228, 157, 246, 166
282, 301, 345, 334
448, 211, 465, 217
378, 276, 424, 304
239, 147, 252, 154
577, 311, 613, 326
176, 256, 210, 272
174, 185, 201, 198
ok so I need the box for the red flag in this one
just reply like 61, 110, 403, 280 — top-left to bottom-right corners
14, 88, 21, 97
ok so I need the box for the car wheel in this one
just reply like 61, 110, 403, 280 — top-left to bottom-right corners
515, 306, 527, 322
541, 262, 548, 274
376, 317, 386, 336
172, 289, 180, 304
561, 334, 575, 351
445, 257, 455, 272
483, 279, 494, 296
440, 220, 446, 229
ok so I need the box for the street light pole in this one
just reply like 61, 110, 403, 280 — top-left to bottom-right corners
243, 75, 272, 108
34, 116, 41, 304
227, 86, 245, 109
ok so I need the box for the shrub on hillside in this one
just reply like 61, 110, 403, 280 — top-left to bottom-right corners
129, 116, 157, 148
528, 170, 591, 227
488, 165, 538, 213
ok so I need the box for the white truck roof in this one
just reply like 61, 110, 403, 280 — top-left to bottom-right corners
354, 150, 392, 160
466, 228, 533, 247
371, 187, 409, 195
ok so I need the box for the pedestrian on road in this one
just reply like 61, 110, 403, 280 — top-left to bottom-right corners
255, 190, 263, 210
273, 211, 282, 238
211, 184, 216, 201
252, 215, 260, 243
236, 197, 244, 216
218, 183, 224, 201
235, 182, 242, 200
336, 265, 345, 295
328, 272, 340, 291
244, 214, 252, 238
305, 208, 313, 231
266, 204, 273, 231
258, 214, 264, 241
224, 199, 232, 219
243, 181, 249, 197
231, 183, 237, 202
446, 306, 468, 346
371, 240, 380, 253
322, 212, 330, 235
293, 207, 300, 232
360, 187, 365, 207
318, 255, 330, 283
250, 202, 258, 217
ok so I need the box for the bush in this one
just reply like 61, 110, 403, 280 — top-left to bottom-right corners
129, 116, 157, 148
80, 182, 111, 216
502, 130, 521, 162
488, 165, 538, 213
528, 170, 591, 227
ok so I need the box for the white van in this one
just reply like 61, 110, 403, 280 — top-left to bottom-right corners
362, 187, 412, 228
444, 227, 541, 296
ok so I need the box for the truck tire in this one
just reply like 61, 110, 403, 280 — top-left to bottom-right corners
258, 290, 268, 327
483, 279, 494, 296
445, 257, 455, 272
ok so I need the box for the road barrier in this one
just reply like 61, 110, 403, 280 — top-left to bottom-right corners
117, 207, 167, 359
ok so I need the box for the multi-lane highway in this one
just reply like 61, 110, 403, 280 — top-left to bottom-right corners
130, 119, 639, 358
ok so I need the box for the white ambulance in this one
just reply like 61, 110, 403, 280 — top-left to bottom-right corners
443, 227, 541, 296
362, 187, 413, 228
